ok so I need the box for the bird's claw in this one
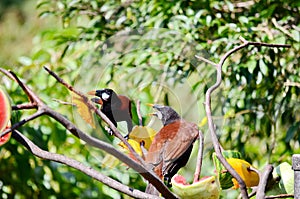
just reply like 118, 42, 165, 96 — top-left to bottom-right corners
104, 126, 114, 136
124, 134, 129, 140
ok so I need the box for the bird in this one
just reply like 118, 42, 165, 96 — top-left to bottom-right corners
145, 104, 199, 194
88, 88, 133, 138
226, 158, 260, 189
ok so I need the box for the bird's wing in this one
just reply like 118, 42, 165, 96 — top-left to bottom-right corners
161, 121, 198, 168
145, 141, 164, 166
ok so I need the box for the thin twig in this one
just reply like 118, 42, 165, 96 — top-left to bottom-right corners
12, 103, 38, 110
53, 98, 75, 106
11, 130, 161, 199
193, 130, 204, 182
9, 71, 44, 105
136, 100, 143, 126
256, 164, 274, 199
265, 194, 294, 199
284, 81, 300, 88
271, 18, 294, 38
0, 110, 44, 138
195, 55, 218, 67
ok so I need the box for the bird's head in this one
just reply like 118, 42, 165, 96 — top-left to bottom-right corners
88, 88, 115, 102
150, 104, 181, 126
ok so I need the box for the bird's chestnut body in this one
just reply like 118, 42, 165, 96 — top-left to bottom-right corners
146, 120, 198, 183
145, 104, 199, 194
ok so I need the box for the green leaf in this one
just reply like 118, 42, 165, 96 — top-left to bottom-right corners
259, 59, 268, 76
285, 122, 300, 143
247, 59, 257, 74
238, 16, 249, 25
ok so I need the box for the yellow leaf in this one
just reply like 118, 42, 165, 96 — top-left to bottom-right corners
128, 126, 157, 150
101, 154, 120, 169
198, 117, 207, 127
72, 93, 95, 128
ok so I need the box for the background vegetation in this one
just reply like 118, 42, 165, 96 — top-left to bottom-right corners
0, 0, 299, 198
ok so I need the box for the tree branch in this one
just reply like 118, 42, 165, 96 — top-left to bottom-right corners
0, 67, 177, 199
11, 130, 160, 199
0, 110, 45, 138
195, 55, 218, 67
12, 103, 38, 110
256, 164, 274, 199
194, 130, 204, 182
265, 194, 294, 199
204, 37, 290, 199
43, 66, 144, 165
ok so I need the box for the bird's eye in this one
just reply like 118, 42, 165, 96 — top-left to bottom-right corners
101, 92, 110, 101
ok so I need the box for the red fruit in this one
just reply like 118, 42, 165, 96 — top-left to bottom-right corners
0, 87, 11, 146
0, 127, 11, 146
173, 175, 189, 185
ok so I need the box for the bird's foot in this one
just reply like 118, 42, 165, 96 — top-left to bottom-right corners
104, 126, 114, 136
164, 176, 172, 187
124, 134, 129, 140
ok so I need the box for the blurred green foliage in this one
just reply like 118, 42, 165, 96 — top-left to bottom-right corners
0, 0, 299, 198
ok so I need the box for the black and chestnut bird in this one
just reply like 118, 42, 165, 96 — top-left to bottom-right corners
145, 104, 199, 194
88, 88, 133, 137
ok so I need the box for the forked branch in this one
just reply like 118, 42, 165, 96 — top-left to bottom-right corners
201, 37, 290, 199
0, 67, 177, 199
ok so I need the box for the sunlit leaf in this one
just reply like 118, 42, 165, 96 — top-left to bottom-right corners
101, 154, 120, 169
72, 93, 95, 128
198, 117, 207, 127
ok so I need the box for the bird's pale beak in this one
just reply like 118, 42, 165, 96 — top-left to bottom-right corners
146, 104, 158, 116
87, 90, 97, 95
148, 112, 158, 117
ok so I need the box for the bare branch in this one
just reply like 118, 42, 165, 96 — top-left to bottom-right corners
193, 130, 204, 182
45, 109, 176, 198
204, 38, 290, 199
52, 98, 75, 106
43, 66, 144, 165
0, 110, 45, 138
11, 130, 161, 199
272, 18, 294, 38
265, 194, 294, 199
43, 67, 177, 197
195, 55, 218, 67
12, 103, 38, 110
0, 67, 177, 199
256, 164, 274, 199
9, 70, 44, 105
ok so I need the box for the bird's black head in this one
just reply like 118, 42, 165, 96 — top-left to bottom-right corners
152, 104, 181, 126
95, 88, 115, 102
